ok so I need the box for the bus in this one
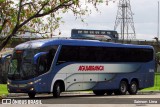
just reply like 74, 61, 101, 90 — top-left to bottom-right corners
71, 29, 119, 40
7, 38, 155, 98
0, 49, 13, 83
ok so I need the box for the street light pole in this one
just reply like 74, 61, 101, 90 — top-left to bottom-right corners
158, 1, 159, 39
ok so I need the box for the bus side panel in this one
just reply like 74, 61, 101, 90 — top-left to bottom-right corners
65, 73, 83, 90
49, 73, 67, 92
142, 61, 155, 88
33, 72, 53, 93
91, 71, 152, 91
49, 58, 155, 92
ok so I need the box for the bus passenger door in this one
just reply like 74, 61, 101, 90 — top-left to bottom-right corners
33, 52, 49, 92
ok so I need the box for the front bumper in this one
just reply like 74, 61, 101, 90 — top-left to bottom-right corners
7, 84, 36, 93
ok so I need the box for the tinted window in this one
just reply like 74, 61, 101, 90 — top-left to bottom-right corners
57, 45, 153, 64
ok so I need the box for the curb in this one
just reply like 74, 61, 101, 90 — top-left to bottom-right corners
7, 93, 27, 97
0, 93, 27, 99
0, 96, 2, 100
63, 91, 93, 94
138, 91, 160, 94
0, 94, 8, 99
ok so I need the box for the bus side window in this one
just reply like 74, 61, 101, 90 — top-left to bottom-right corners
37, 55, 47, 74
78, 47, 89, 62
57, 47, 68, 64
57, 46, 79, 65
46, 49, 56, 70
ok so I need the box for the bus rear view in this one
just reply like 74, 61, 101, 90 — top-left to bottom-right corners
7, 39, 155, 98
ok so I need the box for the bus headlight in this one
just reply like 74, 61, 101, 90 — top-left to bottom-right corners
28, 79, 41, 85
7, 80, 11, 85
28, 82, 34, 85
7, 81, 10, 85
30, 88, 34, 91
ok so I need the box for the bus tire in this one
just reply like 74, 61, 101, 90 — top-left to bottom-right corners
28, 93, 36, 98
128, 81, 138, 95
116, 81, 128, 95
53, 82, 61, 98
93, 90, 105, 96
106, 90, 113, 95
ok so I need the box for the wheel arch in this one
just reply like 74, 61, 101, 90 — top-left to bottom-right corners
121, 78, 129, 85
53, 80, 65, 92
115, 78, 129, 95
130, 78, 139, 89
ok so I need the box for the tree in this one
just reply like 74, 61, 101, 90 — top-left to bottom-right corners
0, 0, 114, 51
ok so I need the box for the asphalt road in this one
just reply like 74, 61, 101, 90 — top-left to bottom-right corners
1, 92, 160, 106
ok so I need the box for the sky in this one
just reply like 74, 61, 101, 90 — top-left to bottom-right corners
54, 0, 159, 41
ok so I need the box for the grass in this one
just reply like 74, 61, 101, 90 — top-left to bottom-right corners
0, 84, 8, 96
141, 73, 160, 91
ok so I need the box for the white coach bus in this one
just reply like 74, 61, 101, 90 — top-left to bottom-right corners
7, 38, 155, 98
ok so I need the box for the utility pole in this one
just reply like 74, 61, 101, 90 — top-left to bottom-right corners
158, 1, 159, 39
114, 0, 136, 41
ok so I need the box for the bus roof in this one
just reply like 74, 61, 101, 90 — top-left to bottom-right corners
15, 38, 154, 50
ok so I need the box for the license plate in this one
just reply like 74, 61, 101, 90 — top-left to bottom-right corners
16, 89, 21, 92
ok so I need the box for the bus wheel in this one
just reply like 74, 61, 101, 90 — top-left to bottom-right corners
53, 82, 61, 98
128, 81, 138, 95
28, 93, 36, 98
93, 90, 105, 96
116, 81, 128, 95
106, 90, 113, 95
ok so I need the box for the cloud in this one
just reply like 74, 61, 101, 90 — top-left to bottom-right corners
136, 34, 155, 41
55, 0, 158, 40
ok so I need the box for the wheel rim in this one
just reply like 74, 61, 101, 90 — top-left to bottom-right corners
56, 85, 61, 95
131, 83, 137, 92
120, 82, 127, 93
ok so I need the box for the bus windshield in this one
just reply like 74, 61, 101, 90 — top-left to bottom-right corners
8, 46, 57, 80
8, 49, 38, 80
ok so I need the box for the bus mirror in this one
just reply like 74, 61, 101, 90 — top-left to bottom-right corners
33, 52, 48, 65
